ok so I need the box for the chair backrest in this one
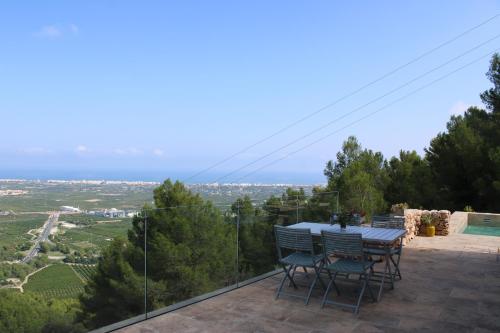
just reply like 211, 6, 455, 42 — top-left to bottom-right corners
371, 215, 405, 229
274, 225, 314, 258
321, 231, 363, 258
348, 215, 362, 226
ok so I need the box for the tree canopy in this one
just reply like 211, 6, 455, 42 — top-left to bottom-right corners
324, 136, 388, 216
80, 179, 236, 329
426, 54, 500, 211
0, 290, 82, 333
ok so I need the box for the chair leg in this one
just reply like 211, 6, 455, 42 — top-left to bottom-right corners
316, 261, 327, 289
390, 253, 402, 280
332, 272, 340, 295
288, 265, 298, 287
305, 267, 319, 305
386, 253, 394, 290
366, 270, 376, 302
276, 264, 297, 300
306, 261, 328, 305
354, 274, 369, 314
321, 278, 334, 308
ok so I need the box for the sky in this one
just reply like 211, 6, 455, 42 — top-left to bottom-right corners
1, 1, 499, 183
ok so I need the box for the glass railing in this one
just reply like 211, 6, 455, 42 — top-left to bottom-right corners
0, 181, 341, 332
143, 204, 238, 317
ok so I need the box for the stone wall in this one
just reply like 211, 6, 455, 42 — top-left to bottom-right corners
402, 209, 451, 244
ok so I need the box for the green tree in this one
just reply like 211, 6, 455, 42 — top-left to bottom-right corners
39, 242, 50, 254
385, 150, 435, 208
0, 290, 82, 333
426, 54, 500, 212
325, 136, 388, 216
80, 179, 236, 329
231, 195, 257, 224
232, 196, 276, 278
78, 238, 146, 328
301, 187, 339, 222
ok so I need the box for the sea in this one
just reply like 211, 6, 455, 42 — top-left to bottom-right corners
0, 169, 324, 185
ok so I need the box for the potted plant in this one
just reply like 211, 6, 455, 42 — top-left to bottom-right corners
337, 212, 352, 230
391, 203, 409, 217
421, 214, 435, 237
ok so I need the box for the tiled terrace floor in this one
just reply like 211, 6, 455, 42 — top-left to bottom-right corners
117, 233, 500, 333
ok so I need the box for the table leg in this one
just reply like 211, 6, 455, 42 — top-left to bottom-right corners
386, 251, 394, 290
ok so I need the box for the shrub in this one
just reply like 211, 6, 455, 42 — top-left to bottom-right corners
464, 205, 474, 212
391, 203, 409, 215
421, 214, 433, 226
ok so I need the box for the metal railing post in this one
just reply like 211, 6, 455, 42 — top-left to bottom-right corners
236, 202, 240, 287
144, 211, 148, 320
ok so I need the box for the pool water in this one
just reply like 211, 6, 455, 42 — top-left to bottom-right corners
463, 225, 500, 237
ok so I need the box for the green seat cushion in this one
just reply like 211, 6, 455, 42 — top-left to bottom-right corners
280, 252, 324, 267
324, 258, 373, 274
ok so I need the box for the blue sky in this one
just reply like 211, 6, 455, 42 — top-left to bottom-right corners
1, 1, 499, 183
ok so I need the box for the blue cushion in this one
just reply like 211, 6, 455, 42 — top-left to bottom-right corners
280, 252, 324, 267
324, 258, 373, 274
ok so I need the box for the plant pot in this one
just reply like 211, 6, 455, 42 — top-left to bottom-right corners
425, 225, 435, 237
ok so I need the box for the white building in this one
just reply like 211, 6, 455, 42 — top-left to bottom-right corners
60, 206, 81, 213
105, 208, 125, 218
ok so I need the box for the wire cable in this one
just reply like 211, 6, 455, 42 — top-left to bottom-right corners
212, 34, 500, 182
231, 48, 500, 183
182, 14, 500, 183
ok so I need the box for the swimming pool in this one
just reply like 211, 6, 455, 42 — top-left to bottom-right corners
463, 225, 500, 237
462, 213, 500, 237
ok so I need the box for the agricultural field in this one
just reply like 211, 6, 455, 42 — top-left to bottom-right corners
58, 218, 133, 252
0, 181, 155, 213
0, 214, 47, 261
24, 264, 85, 299
72, 264, 97, 282
0, 179, 305, 298
61, 214, 130, 226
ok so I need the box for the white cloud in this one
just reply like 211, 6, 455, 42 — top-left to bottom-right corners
35, 25, 62, 38
112, 147, 143, 156
69, 24, 79, 34
129, 147, 142, 155
18, 147, 53, 155
75, 145, 89, 153
449, 101, 471, 116
153, 148, 165, 157
113, 148, 127, 155
34, 24, 79, 39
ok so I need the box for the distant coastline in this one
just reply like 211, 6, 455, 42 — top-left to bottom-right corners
0, 178, 322, 188
0, 169, 324, 185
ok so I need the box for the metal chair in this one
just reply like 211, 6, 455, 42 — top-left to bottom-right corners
365, 216, 405, 280
320, 231, 375, 314
371, 215, 405, 229
274, 225, 325, 304
348, 214, 362, 226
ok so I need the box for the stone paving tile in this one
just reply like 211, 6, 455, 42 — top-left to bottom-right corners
396, 317, 476, 333
116, 233, 500, 333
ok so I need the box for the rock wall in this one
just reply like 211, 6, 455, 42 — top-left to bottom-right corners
402, 209, 451, 244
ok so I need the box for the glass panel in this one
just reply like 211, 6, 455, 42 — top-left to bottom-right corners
302, 190, 340, 224
236, 197, 279, 282
144, 194, 238, 315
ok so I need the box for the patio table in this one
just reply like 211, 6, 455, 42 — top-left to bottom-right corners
287, 222, 406, 301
